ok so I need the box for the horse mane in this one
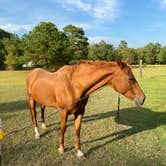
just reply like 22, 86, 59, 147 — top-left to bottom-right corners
74, 60, 132, 76
76, 60, 94, 65
57, 60, 118, 81
76, 60, 115, 68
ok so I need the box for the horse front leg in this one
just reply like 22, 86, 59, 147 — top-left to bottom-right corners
58, 109, 68, 154
74, 111, 85, 158
29, 97, 40, 139
40, 105, 46, 129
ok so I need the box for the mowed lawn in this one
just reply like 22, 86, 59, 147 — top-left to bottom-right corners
0, 66, 166, 166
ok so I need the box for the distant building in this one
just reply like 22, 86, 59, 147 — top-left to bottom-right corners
22, 61, 33, 68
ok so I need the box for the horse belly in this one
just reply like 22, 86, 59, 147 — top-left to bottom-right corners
31, 80, 57, 107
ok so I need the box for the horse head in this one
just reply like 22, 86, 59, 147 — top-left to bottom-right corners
109, 58, 145, 106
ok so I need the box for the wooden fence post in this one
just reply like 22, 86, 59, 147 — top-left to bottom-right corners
140, 59, 143, 78
117, 94, 120, 120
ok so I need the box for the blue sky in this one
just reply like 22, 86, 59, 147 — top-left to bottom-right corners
0, 0, 166, 48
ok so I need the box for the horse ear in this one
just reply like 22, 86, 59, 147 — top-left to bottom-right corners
115, 56, 124, 69
124, 58, 129, 64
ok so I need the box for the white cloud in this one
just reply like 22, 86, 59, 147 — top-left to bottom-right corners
57, 0, 120, 20
88, 36, 111, 43
160, 0, 166, 5
56, 22, 91, 32
93, 0, 119, 19
65, 0, 91, 12
73, 23, 91, 30
0, 23, 33, 33
158, 0, 166, 8
146, 23, 164, 32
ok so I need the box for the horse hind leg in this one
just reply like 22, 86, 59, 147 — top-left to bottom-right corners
41, 104, 46, 129
74, 98, 88, 158
74, 112, 84, 158
29, 97, 40, 139
58, 109, 68, 154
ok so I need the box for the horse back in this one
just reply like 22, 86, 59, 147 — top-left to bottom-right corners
27, 68, 52, 96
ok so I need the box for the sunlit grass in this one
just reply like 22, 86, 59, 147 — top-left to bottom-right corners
0, 66, 166, 166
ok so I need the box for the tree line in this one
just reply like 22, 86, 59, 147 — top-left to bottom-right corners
0, 22, 166, 70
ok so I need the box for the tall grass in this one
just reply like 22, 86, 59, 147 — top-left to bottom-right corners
0, 66, 166, 166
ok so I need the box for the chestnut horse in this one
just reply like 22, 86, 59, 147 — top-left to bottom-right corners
26, 59, 145, 157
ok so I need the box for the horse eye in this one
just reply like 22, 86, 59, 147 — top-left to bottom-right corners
129, 77, 135, 81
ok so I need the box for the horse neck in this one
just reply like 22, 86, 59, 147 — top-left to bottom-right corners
74, 61, 116, 96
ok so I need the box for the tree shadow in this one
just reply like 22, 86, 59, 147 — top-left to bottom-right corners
0, 100, 28, 113
41, 110, 116, 138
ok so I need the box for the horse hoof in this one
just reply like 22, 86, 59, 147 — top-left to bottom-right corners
41, 123, 47, 129
58, 147, 64, 154
77, 150, 85, 158
35, 134, 40, 139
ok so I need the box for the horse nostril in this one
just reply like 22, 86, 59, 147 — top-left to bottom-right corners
142, 95, 146, 104
134, 95, 145, 106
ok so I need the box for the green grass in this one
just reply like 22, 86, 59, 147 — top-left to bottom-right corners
0, 66, 166, 166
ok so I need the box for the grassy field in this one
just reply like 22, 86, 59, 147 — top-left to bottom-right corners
0, 66, 166, 166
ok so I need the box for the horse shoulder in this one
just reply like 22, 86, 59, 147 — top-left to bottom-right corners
52, 71, 79, 108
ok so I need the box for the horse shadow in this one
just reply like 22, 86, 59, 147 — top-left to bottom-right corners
43, 106, 166, 155
82, 106, 166, 155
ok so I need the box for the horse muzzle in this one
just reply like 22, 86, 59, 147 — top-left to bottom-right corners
134, 95, 145, 107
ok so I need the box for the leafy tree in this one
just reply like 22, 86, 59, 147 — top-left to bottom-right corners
117, 41, 138, 64
5, 54, 17, 70
88, 40, 114, 61
154, 42, 162, 63
117, 47, 138, 64
1, 23, 166, 68
142, 42, 161, 64
2, 34, 23, 70
118, 40, 128, 49
63, 24, 89, 64
0, 29, 11, 39
0, 29, 12, 69
136, 48, 146, 64
22, 22, 71, 69
157, 46, 166, 64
